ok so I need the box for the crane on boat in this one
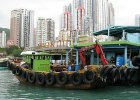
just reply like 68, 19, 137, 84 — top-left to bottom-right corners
79, 41, 108, 66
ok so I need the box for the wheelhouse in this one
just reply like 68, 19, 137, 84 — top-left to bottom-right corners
22, 53, 51, 72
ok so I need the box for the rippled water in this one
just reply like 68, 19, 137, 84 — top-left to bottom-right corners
1, 69, 140, 100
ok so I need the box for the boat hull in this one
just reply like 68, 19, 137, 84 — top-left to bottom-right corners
15, 75, 105, 90
0, 60, 8, 67
12, 64, 106, 90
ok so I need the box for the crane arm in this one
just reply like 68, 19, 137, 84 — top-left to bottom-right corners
79, 43, 108, 66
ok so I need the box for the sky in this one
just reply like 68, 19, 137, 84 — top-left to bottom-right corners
0, 0, 140, 36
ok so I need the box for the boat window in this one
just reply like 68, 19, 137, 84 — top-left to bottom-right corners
39, 56, 41, 59
48, 56, 50, 59
42, 56, 45, 60
27, 56, 29, 60
37, 56, 40, 60
35, 56, 38, 59
44, 56, 46, 59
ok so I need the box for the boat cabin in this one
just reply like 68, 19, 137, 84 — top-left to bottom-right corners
22, 53, 51, 72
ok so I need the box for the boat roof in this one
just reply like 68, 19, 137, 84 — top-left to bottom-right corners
74, 40, 140, 48
93, 26, 140, 36
21, 51, 50, 56
21, 51, 38, 55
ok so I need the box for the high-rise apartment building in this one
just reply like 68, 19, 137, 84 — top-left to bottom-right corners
77, 6, 85, 33
83, 0, 94, 34
108, 2, 115, 26
36, 18, 55, 46
74, 0, 85, 33
60, 4, 72, 31
61, 0, 115, 34
36, 18, 47, 46
94, 0, 109, 31
10, 9, 34, 48
135, 14, 140, 26
46, 18, 55, 41
0, 31, 6, 48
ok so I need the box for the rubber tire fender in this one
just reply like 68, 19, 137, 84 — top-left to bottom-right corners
124, 68, 131, 79
15, 67, 23, 76
45, 72, 55, 85
28, 72, 36, 83
120, 68, 127, 81
21, 63, 30, 68
70, 72, 82, 85
127, 69, 138, 85
110, 68, 120, 82
21, 70, 28, 81
36, 73, 45, 85
12, 68, 16, 74
102, 67, 113, 78
132, 56, 140, 67
56, 72, 68, 85
83, 70, 96, 84
100, 66, 108, 76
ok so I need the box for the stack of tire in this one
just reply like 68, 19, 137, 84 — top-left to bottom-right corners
8, 61, 16, 71
132, 56, 140, 67
100, 66, 140, 86
13, 66, 104, 89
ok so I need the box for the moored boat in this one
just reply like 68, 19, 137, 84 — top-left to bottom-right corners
0, 58, 8, 67
11, 52, 105, 90
10, 42, 109, 90
9, 42, 140, 89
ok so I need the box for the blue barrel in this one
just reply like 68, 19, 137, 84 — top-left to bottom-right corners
116, 56, 124, 66
67, 65, 72, 71
75, 65, 80, 71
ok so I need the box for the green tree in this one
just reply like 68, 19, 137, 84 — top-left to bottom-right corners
0, 48, 6, 52
12, 49, 23, 57
5, 45, 24, 56
5, 45, 18, 55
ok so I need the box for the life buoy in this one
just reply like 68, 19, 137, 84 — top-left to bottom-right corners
15, 67, 22, 76
36, 73, 45, 85
56, 72, 68, 85
83, 70, 95, 84
21, 70, 28, 81
45, 73, 55, 85
70, 72, 82, 85
28, 72, 36, 83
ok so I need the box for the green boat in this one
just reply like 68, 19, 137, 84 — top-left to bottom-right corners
10, 47, 106, 90
9, 43, 140, 89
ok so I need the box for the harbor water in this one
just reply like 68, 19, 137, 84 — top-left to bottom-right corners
1, 68, 140, 100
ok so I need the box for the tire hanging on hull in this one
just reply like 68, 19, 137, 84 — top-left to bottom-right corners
21, 70, 28, 81
56, 72, 68, 85
110, 68, 120, 83
28, 72, 36, 83
15, 67, 23, 76
83, 70, 96, 84
70, 72, 82, 85
45, 73, 55, 85
36, 73, 45, 85
127, 69, 138, 85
